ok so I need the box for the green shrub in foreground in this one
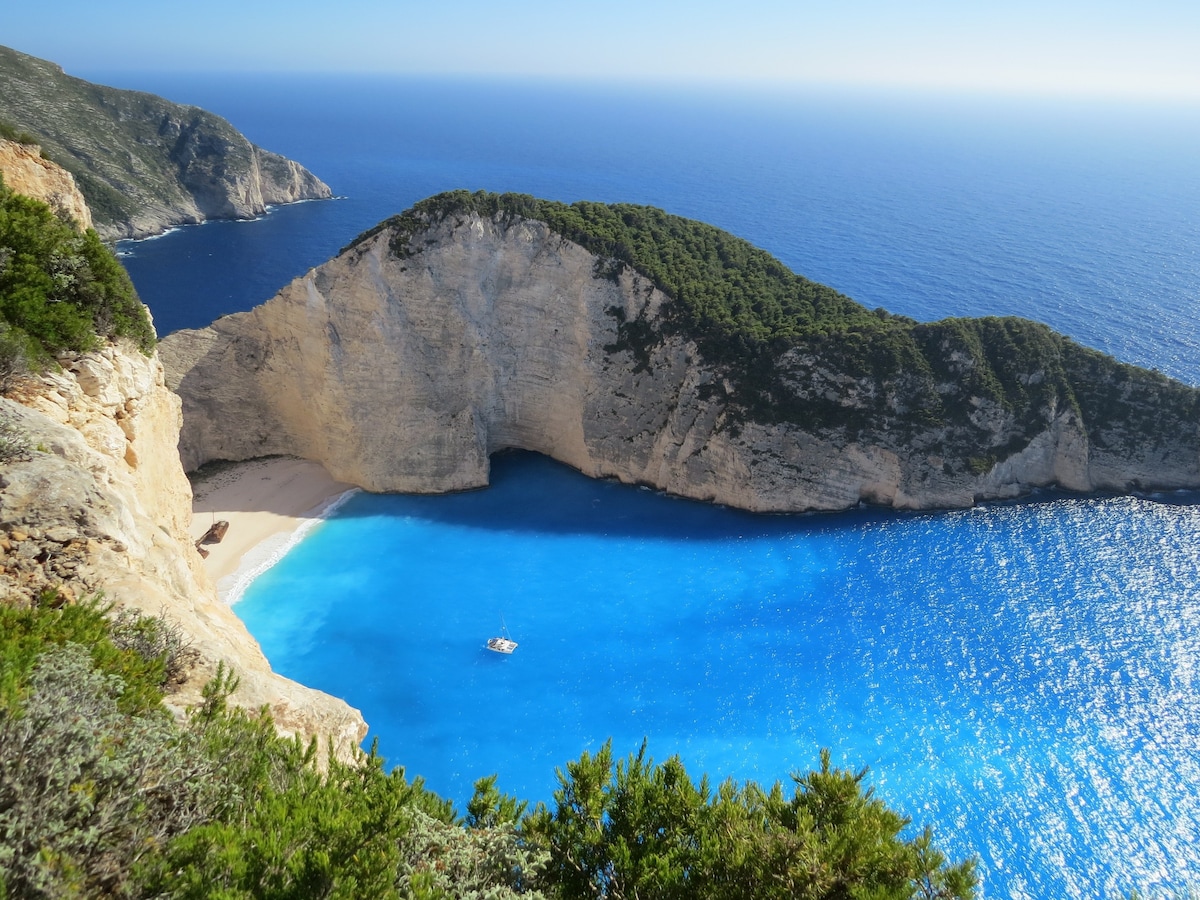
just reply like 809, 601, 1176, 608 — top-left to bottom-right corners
525, 740, 976, 899
0, 594, 168, 716
0, 643, 212, 898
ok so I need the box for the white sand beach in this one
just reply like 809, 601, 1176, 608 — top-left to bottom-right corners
189, 457, 356, 603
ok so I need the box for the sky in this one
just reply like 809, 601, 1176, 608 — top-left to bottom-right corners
6, 0, 1200, 102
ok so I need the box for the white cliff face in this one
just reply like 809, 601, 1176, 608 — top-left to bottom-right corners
0, 345, 366, 753
161, 212, 1200, 513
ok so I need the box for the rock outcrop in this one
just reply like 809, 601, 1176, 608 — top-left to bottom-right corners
0, 137, 92, 229
0, 345, 366, 753
161, 203, 1200, 512
0, 44, 331, 240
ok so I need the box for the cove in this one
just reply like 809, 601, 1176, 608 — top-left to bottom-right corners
235, 451, 1200, 898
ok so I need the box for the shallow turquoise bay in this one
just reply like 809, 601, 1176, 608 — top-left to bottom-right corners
237, 452, 1200, 899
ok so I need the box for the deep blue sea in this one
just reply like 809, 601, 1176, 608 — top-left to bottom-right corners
88, 71, 1200, 898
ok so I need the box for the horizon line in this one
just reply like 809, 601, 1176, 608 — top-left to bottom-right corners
66, 65, 1200, 110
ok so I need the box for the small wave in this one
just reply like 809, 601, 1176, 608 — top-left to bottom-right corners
118, 225, 183, 248
222, 487, 361, 606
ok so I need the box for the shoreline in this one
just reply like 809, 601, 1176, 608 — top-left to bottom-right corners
188, 457, 357, 604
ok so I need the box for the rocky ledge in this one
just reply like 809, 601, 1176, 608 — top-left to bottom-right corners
160, 194, 1200, 513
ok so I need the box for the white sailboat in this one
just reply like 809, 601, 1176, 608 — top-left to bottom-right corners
486, 616, 518, 654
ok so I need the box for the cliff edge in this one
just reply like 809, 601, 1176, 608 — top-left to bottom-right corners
0, 136, 92, 230
0, 345, 366, 751
161, 194, 1200, 512
0, 153, 363, 754
0, 45, 331, 240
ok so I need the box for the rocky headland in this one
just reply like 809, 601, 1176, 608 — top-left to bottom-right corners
161, 192, 1200, 513
0, 44, 331, 240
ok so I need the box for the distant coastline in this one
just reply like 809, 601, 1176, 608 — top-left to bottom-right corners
0, 44, 334, 241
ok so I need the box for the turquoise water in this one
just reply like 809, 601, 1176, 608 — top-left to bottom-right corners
88, 73, 1200, 895
238, 452, 1200, 898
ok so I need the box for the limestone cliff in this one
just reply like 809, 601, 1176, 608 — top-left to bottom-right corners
0, 137, 92, 230
0, 345, 366, 752
161, 199, 1200, 512
0, 45, 331, 240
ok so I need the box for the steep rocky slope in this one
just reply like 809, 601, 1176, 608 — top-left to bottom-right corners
0, 345, 366, 751
0, 133, 361, 755
0, 45, 331, 240
0, 137, 92, 229
161, 195, 1200, 512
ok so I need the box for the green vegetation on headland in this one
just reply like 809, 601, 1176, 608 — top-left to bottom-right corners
0, 594, 977, 899
351, 190, 885, 344
0, 174, 154, 381
360, 191, 1200, 470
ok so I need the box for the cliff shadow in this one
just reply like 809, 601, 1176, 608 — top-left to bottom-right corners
319, 450, 1200, 542
322, 449, 911, 542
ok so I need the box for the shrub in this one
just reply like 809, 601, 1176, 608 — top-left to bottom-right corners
138, 727, 449, 900
0, 119, 39, 147
0, 324, 33, 391
0, 174, 154, 365
0, 643, 213, 898
398, 805, 550, 899
524, 741, 977, 900
107, 607, 197, 689
0, 595, 167, 716
0, 411, 30, 463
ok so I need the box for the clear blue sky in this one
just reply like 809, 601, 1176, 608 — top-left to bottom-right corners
7, 0, 1200, 101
